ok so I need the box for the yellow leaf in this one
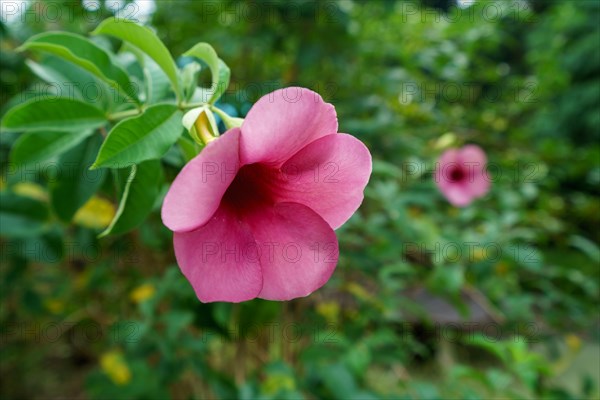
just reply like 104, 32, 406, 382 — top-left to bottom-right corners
100, 350, 131, 386
316, 301, 340, 324
13, 182, 48, 202
44, 299, 65, 314
74, 196, 116, 229
130, 283, 155, 303
565, 334, 582, 352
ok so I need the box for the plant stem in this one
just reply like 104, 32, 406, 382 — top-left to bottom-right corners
107, 102, 208, 122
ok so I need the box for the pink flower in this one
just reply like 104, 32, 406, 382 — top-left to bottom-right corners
162, 87, 372, 303
434, 145, 490, 207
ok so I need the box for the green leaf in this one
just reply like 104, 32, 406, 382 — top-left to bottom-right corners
211, 105, 243, 129
50, 135, 106, 222
121, 43, 172, 105
181, 61, 201, 101
182, 106, 219, 144
17, 227, 64, 263
26, 56, 124, 111
11, 130, 95, 166
178, 136, 200, 162
100, 160, 163, 237
92, 18, 181, 100
19, 32, 140, 104
1, 98, 107, 132
92, 104, 183, 169
144, 56, 172, 104
0, 192, 49, 238
320, 363, 358, 400
184, 42, 231, 103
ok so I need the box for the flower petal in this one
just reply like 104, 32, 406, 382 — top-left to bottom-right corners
440, 184, 474, 207
458, 144, 487, 168
434, 149, 459, 190
468, 171, 491, 198
273, 133, 372, 229
173, 205, 263, 303
162, 128, 241, 232
244, 202, 339, 301
458, 145, 490, 198
239, 87, 338, 166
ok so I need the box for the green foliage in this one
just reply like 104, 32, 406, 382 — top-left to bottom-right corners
92, 17, 182, 100
10, 129, 94, 166
184, 42, 231, 103
49, 134, 106, 221
2, 97, 107, 131
100, 160, 164, 237
19, 31, 140, 104
92, 105, 183, 169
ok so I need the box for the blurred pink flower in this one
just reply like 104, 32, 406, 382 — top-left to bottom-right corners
162, 87, 372, 303
434, 145, 490, 207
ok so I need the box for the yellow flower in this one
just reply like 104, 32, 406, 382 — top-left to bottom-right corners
100, 350, 131, 385
73, 197, 116, 229
130, 283, 155, 303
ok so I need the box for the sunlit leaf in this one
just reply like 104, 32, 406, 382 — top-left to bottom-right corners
19, 32, 140, 104
184, 42, 230, 103
93, 18, 181, 100
92, 104, 183, 169
1, 98, 107, 132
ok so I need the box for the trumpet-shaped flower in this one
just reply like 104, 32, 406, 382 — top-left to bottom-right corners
434, 145, 490, 207
162, 87, 372, 302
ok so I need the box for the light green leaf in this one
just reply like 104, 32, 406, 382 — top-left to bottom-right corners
144, 56, 172, 104
92, 104, 183, 169
0, 192, 49, 238
121, 43, 172, 104
19, 32, 140, 104
100, 160, 163, 237
93, 18, 181, 100
181, 61, 201, 101
178, 136, 200, 162
50, 135, 106, 222
211, 105, 243, 129
181, 106, 219, 144
184, 42, 230, 103
26, 56, 125, 111
1, 98, 107, 132
11, 130, 95, 166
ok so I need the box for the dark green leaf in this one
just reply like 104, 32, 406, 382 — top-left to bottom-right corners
11, 130, 95, 166
0, 192, 48, 238
100, 159, 163, 237
50, 134, 106, 221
